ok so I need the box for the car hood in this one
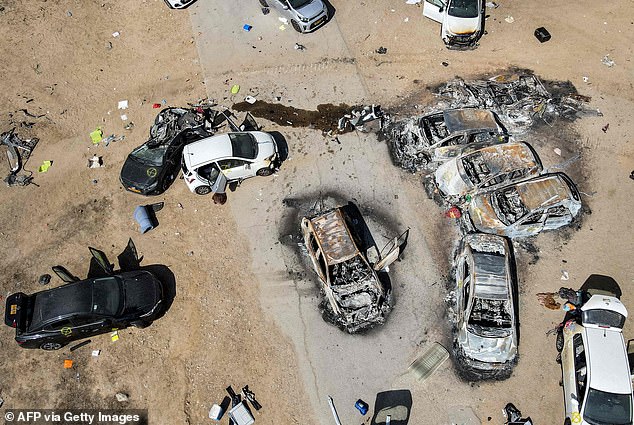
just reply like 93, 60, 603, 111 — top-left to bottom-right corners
295, 0, 324, 19
446, 15, 480, 35
121, 271, 163, 315
435, 158, 471, 197
468, 194, 506, 234
120, 155, 162, 192
459, 325, 517, 363
253, 132, 277, 160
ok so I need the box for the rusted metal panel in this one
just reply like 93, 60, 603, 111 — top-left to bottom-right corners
309, 209, 359, 265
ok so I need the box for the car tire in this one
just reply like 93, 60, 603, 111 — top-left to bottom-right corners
40, 342, 63, 351
195, 185, 211, 195
256, 167, 273, 177
131, 320, 150, 329
258, 0, 268, 6
556, 328, 564, 353
291, 20, 303, 33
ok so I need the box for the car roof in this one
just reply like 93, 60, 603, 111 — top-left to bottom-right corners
309, 209, 360, 265
460, 142, 540, 177
514, 173, 574, 211
585, 326, 633, 394
472, 252, 509, 300
183, 133, 233, 169
443, 109, 500, 134
29, 277, 120, 330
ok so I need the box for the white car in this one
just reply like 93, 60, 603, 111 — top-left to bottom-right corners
181, 132, 278, 195
259, 0, 329, 33
453, 233, 518, 380
423, 0, 484, 49
557, 277, 634, 425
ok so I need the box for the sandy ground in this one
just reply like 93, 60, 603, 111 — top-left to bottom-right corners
1, 0, 633, 424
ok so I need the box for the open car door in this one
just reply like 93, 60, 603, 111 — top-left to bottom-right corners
423, 0, 445, 23
88, 247, 114, 275
374, 229, 409, 271
52, 265, 80, 283
117, 238, 142, 271
239, 112, 260, 132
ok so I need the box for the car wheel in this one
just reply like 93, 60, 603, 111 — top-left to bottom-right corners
40, 342, 63, 351
195, 185, 211, 195
556, 328, 564, 353
258, 0, 269, 6
256, 167, 273, 177
131, 320, 150, 329
291, 20, 303, 33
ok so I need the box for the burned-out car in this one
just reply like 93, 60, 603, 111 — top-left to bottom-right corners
464, 172, 582, 238
389, 108, 508, 172
301, 207, 405, 333
453, 233, 518, 380
429, 142, 542, 203
423, 0, 484, 50
120, 107, 220, 195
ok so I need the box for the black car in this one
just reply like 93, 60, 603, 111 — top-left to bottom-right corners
120, 107, 217, 195
4, 246, 164, 350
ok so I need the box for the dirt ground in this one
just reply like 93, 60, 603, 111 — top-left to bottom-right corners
0, 1, 633, 424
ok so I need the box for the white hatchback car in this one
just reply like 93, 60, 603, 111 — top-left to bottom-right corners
558, 282, 634, 425
181, 132, 278, 195
423, 0, 484, 49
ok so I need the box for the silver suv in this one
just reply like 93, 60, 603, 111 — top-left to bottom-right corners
259, 0, 329, 33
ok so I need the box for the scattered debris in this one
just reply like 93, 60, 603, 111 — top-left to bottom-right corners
261, 7, 270, 15
88, 155, 104, 168
245, 95, 257, 104
583, 76, 590, 84
561, 270, 569, 281
328, 396, 344, 425
209, 404, 224, 421
601, 54, 615, 67
337, 104, 385, 133
485, 1, 498, 8
442, 61, 449, 67
1, 128, 39, 186
405, 0, 421, 4
152, 103, 161, 109
231, 84, 240, 94
120, 114, 128, 121
38, 274, 51, 285
354, 399, 369, 415
118, 100, 128, 110
115, 392, 129, 402
63, 359, 73, 369
534, 27, 551, 43
91, 350, 101, 357
278, 17, 289, 25
112, 31, 120, 37
90, 127, 103, 144
0, 395, 3, 408
630, 170, 634, 181
553, 147, 562, 156
504, 16, 514, 23
111, 330, 119, 342
124, 122, 135, 130
241, 386, 262, 411
134, 203, 162, 234
38, 160, 52, 173
408, 342, 450, 381
503, 403, 533, 424
243, 24, 252, 32
294, 42, 306, 51
602, 123, 609, 133
536, 292, 561, 310
375, 46, 388, 54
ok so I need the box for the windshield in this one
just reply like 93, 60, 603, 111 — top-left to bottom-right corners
584, 388, 632, 425
289, 0, 312, 9
491, 188, 527, 226
583, 309, 626, 329
448, 0, 479, 18
468, 297, 512, 336
92, 277, 122, 316
230, 133, 258, 159
131, 144, 168, 166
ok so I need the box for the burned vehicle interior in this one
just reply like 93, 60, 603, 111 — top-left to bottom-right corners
301, 206, 405, 333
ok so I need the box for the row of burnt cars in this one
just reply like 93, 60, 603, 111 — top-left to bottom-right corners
384, 74, 590, 380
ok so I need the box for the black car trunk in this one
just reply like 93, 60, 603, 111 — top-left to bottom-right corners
4, 292, 31, 332
122, 273, 161, 316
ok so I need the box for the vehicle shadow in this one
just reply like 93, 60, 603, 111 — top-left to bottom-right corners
322, 0, 336, 22
141, 264, 177, 319
370, 389, 412, 425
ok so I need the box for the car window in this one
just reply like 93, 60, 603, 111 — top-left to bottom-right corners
229, 133, 258, 159
448, 0, 479, 18
442, 135, 467, 147
463, 261, 471, 310
196, 163, 220, 182
547, 206, 571, 218
130, 144, 168, 167
573, 334, 588, 404
218, 159, 249, 170
520, 212, 544, 226
43, 319, 73, 331
309, 234, 319, 254
481, 173, 506, 188
72, 315, 100, 327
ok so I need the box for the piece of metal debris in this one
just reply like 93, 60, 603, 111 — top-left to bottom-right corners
115, 393, 129, 402
39, 274, 51, 285
408, 342, 449, 381
601, 54, 615, 67
376, 46, 388, 54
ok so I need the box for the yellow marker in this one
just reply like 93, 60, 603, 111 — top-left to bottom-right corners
111, 331, 119, 342
61, 327, 72, 337
10, 304, 17, 315
571, 411, 581, 423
